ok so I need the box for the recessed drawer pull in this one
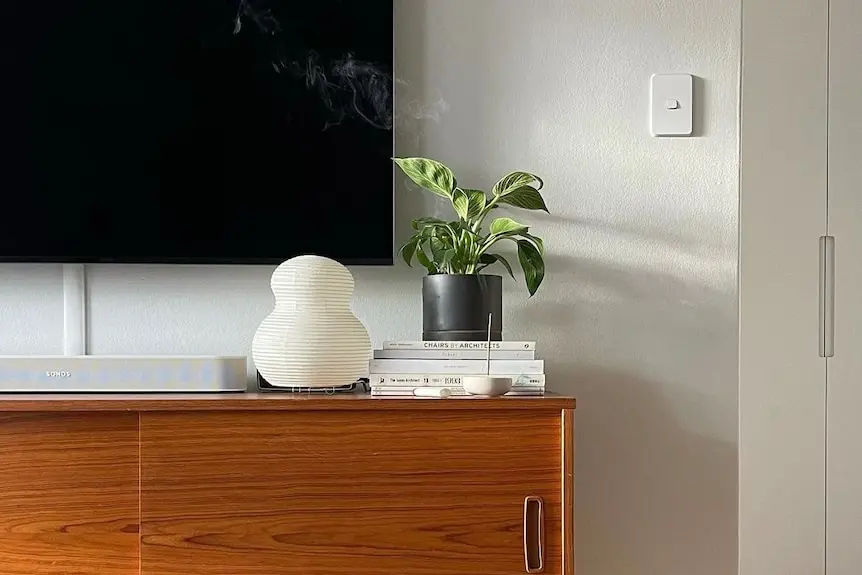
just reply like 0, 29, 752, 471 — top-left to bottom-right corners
523, 496, 545, 573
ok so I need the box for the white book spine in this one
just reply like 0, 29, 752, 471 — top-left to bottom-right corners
369, 374, 546, 386
373, 349, 535, 360
371, 385, 545, 393
368, 359, 544, 375
383, 341, 536, 351
371, 389, 545, 397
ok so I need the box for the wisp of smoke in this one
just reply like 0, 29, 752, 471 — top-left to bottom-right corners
233, 0, 393, 131
233, 0, 280, 36
403, 94, 450, 123
300, 52, 393, 130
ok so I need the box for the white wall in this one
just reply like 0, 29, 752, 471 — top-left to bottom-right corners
0, 1, 739, 574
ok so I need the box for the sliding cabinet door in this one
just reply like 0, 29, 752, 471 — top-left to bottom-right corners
826, 0, 862, 572
0, 413, 139, 575
140, 410, 566, 575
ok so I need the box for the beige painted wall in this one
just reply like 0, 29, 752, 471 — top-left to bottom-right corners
0, 2, 740, 573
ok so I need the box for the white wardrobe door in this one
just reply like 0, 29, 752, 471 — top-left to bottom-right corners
827, 0, 862, 572
740, 0, 828, 573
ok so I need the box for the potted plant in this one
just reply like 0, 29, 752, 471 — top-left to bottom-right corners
393, 157, 548, 341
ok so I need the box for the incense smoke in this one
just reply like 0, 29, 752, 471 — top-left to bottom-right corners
290, 51, 393, 131
233, 0, 395, 131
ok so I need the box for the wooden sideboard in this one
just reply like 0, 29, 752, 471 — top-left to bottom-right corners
0, 393, 575, 575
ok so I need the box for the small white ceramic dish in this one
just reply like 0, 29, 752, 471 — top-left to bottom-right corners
412, 387, 452, 398
462, 376, 513, 397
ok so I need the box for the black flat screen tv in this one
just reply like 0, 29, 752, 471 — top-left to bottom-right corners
1, 0, 394, 264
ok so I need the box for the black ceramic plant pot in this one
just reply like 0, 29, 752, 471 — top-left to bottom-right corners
422, 274, 503, 341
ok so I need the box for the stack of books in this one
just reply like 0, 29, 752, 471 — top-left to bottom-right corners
369, 340, 544, 396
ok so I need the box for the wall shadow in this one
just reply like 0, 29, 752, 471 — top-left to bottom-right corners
506, 250, 737, 575
556, 366, 737, 575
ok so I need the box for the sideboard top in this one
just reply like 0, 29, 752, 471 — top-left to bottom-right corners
0, 392, 575, 412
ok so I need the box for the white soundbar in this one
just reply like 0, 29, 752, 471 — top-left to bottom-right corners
0, 356, 248, 392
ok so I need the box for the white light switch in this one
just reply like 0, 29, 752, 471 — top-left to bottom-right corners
650, 73, 693, 136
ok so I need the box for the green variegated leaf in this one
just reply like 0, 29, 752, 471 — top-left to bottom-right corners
393, 158, 456, 199
451, 188, 470, 220
479, 253, 516, 280
458, 228, 470, 260
460, 189, 487, 220
429, 228, 454, 262
414, 221, 458, 249
524, 233, 545, 255
489, 217, 529, 236
398, 235, 420, 267
492, 171, 544, 197
415, 245, 437, 273
441, 249, 456, 269
452, 188, 488, 222
517, 239, 545, 296
447, 228, 469, 273
411, 216, 447, 231
429, 234, 445, 261
495, 185, 549, 212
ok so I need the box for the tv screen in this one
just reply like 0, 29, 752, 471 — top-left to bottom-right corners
1, 0, 394, 264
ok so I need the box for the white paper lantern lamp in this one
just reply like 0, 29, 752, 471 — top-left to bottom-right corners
252, 255, 371, 388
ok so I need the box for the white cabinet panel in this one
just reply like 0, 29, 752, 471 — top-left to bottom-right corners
827, 0, 862, 573
739, 1, 828, 573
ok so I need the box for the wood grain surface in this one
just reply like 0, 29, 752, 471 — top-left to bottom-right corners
0, 413, 139, 574
0, 393, 575, 412
562, 409, 575, 575
141, 410, 563, 575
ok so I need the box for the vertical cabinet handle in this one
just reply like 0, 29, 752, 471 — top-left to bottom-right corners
819, 236, 835, 357
523, 496, 545, 573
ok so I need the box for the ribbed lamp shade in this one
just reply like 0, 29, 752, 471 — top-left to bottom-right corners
252, 255, 371, 388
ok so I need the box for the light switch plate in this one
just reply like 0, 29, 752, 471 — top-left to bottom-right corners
650, 73, 693, 136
